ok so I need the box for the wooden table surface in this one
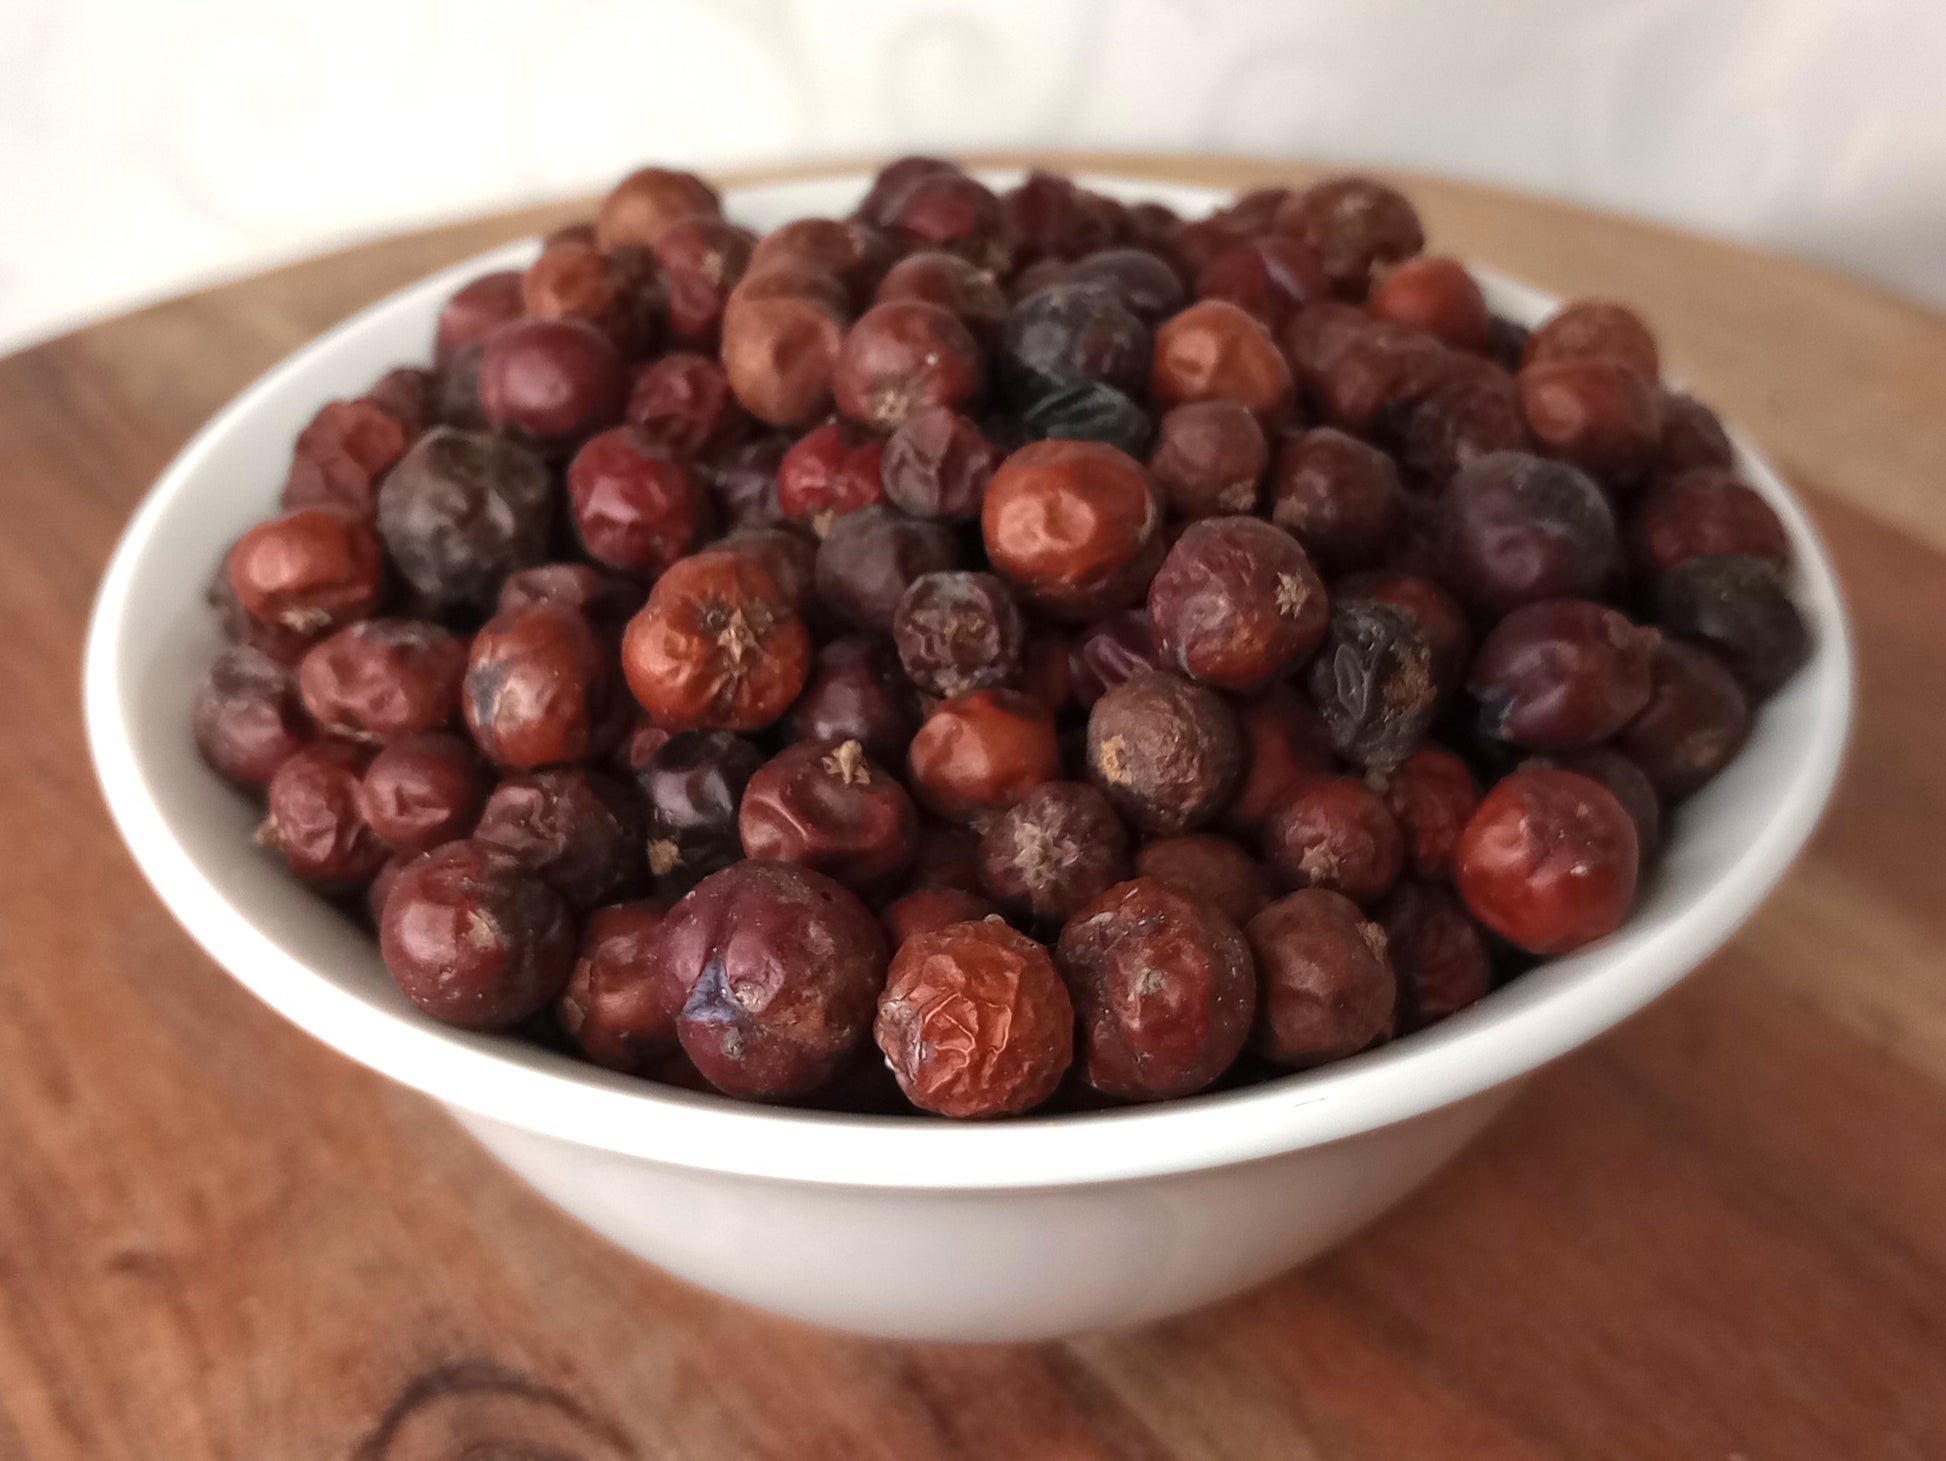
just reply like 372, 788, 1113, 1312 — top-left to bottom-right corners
4, 153, 1944, 1460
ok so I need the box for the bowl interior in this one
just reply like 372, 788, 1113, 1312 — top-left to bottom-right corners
84, 171, 1851, 1189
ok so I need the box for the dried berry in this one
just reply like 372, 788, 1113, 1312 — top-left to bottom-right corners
1617, 639, 1751, 798
1382, 881, 1492, 1031
1273, 176, 1424, 298
814, 504, 959, 633
358, 732, 486, 853
596, 166, 722, 250
465, 604, 616, 768
834, 300, 985, 431
1305, 600, 1437, 771
377, 428, 552, 611
907, 689, 1062, 824
558, 900, 674, 1073
1085, 671, 1242, 835
880, 406, 1001, 521
1454, 767, 1639, 954
435, 271, 524, 367
978, 780, 1130, 921
476, 767, 646, 910
522, 239, 664, 355
1067, 248, 1187, 325
1020, 381, 1152, 458
1195, 235, 1330, 331
1375, 745, 1479, 879
1000, 282, 1150, 406
1397, 368, 1531, 489
879, 887, 998, 950
1652, 553, 1807, 697
260, 740, 387, 890
1067, 609, 1161, 708
1147, 399, 1268, 519
1058, 878, 1255, 1099
786, 635, 919, 764
875, 251, 1009, 344
1369, 256, 1488, 351
380, 839, 576, 1029
1519, 359, 1663, 486
1524, 746, 1663, 861
1631, 468, 1791, 578
1147, 516, 1329, 692
982, 439, 1163, 620
653, 219, 757, 347
479, 315, 628, 447
658, 860, 887, 1099
739, 738, 918, 894
1263, 775, 1404, 905
775, 420, 885, 536
280, 398, 409, 517
1333, 571, 1473, 702
1524, 300, 1660, 380
227, 508, 383, 640
1269, 428, 1405, 573
1468, 599, 1659, 750
1247, 889, 1396, 1067
1223, 684, 1337, 839
622, 550, 810, 730
297, 619, 468, 743
194, 645, 312, 788
566, 427, 707, 575
1436, 451, 1620, 618
893, 571, 1027, 697
1656, 391, 1735, 475
639, 729, 766, 893
1150, 299, 1294, 427
1135, 834, 1272, 929
874, 919, 1072, 1118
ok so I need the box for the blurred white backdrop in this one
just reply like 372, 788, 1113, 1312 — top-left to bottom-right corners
2, 0, 1942, 352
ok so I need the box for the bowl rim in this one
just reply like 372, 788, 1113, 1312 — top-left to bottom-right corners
84, 169, 1853, 1190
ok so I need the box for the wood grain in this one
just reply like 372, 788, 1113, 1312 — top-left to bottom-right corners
1, 154, 1943, 1460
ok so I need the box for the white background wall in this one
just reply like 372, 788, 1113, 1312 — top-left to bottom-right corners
2, 0, 1942, 353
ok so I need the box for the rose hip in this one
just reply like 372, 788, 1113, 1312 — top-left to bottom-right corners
622, 550, 810, 731
1632, 468, 1791, 577
1086, 671, 1241, 835
1455, 767, 1639, 954
1524, 300, 1660, 380
814, 504, 959, 633
880, 406, 1001, 521
775, 420, 886, 535
1223, 684, 1337, 839
377, 428, 552, 611
1247, 888, 1396, 1067
1305, 600, 1438, 771
907, 688, 1062, 824
658, 860, 887, 1099
479, 316, 628, 447
1263, 775, 1404, 905
297, 619, 467, 744
982, 439, 1163, 620
1374, 745, 1479, 879
259, 740, 387, 890
739, 738, 918, 894
1268, 428, 1405, 572
978, 780, 1130, 922
893, 571, 1026, 697
464, 604, 616, 768
1150, 299, 1294, 428
1135, 835, 1272, 929
558, 900, 673, 1073
874, 919, 1072, 1118
1436, 451, 1621, 618
1468, 599, 1659, 750
194, 645, 312, 787
358, 732, 486, 853
1148, 399, 1268, 519
1617, 639, 1751, 798
1382, 881, 1492, 1031
477, 767, 646, 910
228, 508, 383, 640
380, 838, 576, 1029
1147, 516, 1329, 692
639, 729, 766, 892
1368, 256, 1488, 351
833, 300, 985, 432
1057, 877, 1255, 1099
1653, 553, 1808, 697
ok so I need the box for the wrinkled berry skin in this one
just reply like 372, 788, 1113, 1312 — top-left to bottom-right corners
227, 508, 383, 641
640, 730, 766, 893
1519, 358, 1663, 486
377, 427, 553, 611
978, 780, 1130, 922
1652, 553, 1808, 698
1086, 671, 1242, 835
1269, 428, 1405, 573
1148, 398, 1267, 519
1134, 835, 1272, 930
1263, 775, 1404, 906
1455, 767, 1639, 954
1382, 881, 1492, 1031
739, 738, 919, 894
893, 571, 1027, 698
881, 406, 1001, 521
1468, 599, 1660, 751
260, 740, 387, 890
1000, 282, 1151, 406
623, 550, 811, 731
907, 688, 1062, 824
1148, 515, 1329, 693
874, 919, 1073, 1118
464, 604, 615, 768
1068, 610, 1162, 708
657, 860, 888, 1100
558, 901, 674, 1073
1436, 451, 1620, 619
194, 645, 312, 788
1306, 600, 1438, 771
1247, 888, 1396, 1068
476, 767, 646, 911
1020, 382, 1153, 458
358, 732, 487, 853
297, 619, 468, 744
834, 300, 986, 431
982, 439, 1164, 621
1524, 299, 1660, 380
1617, 640, 1751, 798
815, 504, 960, 633
379, 839, 576, 1029
566, 427, 707, 576
1058, 878, 1256, 1100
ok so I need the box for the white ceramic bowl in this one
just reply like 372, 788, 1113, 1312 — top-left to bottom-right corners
85, 172, 1852, 1342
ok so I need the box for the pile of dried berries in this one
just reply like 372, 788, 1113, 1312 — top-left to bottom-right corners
196, 159, 1809, 1118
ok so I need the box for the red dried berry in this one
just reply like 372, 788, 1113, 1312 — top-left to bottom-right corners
1454, 767, 1639, 954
